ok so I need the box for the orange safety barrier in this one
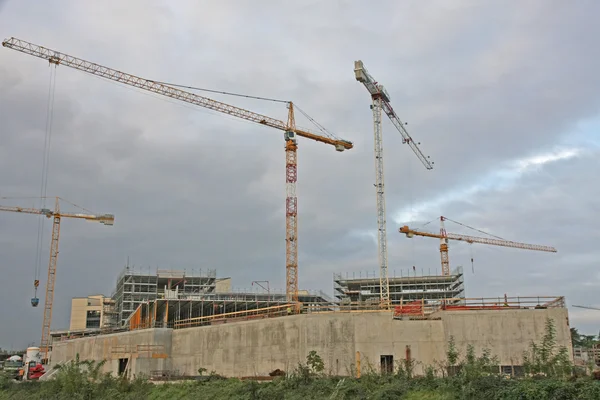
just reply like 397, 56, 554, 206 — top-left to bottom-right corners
394, 300, 424, 317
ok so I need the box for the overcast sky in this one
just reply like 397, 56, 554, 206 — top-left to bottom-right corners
0, 1, 598, 349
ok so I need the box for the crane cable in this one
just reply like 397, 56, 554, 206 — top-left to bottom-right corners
151, 80, 340, 140
443, 216, 502, 275
33, 64, 58, 300
149, 80, 289, 104
443, 216, 504, 240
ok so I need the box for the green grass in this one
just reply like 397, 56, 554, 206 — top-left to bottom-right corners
2, 373, 600, 400
402, 391, 455, 400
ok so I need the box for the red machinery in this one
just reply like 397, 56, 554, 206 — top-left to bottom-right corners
25, 362, 45, 380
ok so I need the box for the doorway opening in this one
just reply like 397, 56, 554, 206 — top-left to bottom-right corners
118, 358, 129, 376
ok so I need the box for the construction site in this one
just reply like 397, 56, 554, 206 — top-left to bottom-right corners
0, 37, 574, 381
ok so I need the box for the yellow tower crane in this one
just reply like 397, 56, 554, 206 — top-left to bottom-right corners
2, 37, 354, 305
0, 197, 114, 361
399, 216, 557, 276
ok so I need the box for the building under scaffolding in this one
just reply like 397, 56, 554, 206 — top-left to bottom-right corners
128, 290, 337, 330
111, 265, 335, 329
334, 266, 465, 305
112, 266, 218, 327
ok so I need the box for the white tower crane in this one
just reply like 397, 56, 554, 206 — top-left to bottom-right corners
354, 60, 433, 308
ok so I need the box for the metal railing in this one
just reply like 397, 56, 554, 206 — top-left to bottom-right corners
173, 303, 296, 329
53, 296, 566, 338
171, 296, 565, 329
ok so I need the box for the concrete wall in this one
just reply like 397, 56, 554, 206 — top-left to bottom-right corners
170, 309, 571, 376
51, 328, 172, 377
52, 308, 572, 378
439, 308, 573, 367
171, 313, 357, 377
215, 278, 231, 293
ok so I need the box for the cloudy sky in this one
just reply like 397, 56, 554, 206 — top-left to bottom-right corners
0, 0, 598, 349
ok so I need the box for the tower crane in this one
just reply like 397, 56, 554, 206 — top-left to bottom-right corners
354, 60, 433, 308
0, 197, 114, 361
399, 216, 557, 276
2, 37, 354, 304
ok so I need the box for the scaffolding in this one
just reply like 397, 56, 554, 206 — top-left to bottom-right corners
333, 266, 465, 306
112, 266, 217, 327
127, 290, 336, 330
101, 297, 119, 329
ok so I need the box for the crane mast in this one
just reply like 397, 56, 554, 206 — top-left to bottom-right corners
43, 198, 61, 360
439, 217, 450, 276
354, 60, 433, 308
0, 197, 114, 361
3, 37, 353, 304
285, 105, 299, 303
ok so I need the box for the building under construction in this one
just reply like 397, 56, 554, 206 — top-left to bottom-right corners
112, 266, 219, 327
50, 293, 571, 379
62, 266, 336, 334
334, 267, 465, 306
48, 266, 571, 380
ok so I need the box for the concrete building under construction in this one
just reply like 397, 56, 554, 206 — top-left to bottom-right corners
110, 266, 335, 329
50, 295, 572, 378
334, 267, 465, 306
48, 265, 573, 379
55, 266, 336, 337
112, 266, 219, 327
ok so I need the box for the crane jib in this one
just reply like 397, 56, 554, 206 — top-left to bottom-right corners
2, 37, 353, 151
3, 36, 353, 309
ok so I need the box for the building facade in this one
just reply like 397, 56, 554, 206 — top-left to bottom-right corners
69, 295, 117, 331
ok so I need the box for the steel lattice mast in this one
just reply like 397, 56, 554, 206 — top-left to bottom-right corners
3, 37, 354, 304
284, 105, 299, 302
0, 197, 114, 361
354, 60, 433, 308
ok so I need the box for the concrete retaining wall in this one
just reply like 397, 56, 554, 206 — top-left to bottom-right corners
51, 328, 172, 377
50, 308, 572, 377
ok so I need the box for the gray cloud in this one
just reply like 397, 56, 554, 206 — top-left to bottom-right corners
0, 0, 599, 348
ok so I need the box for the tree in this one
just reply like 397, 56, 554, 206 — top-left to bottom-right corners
571, 327, 599, 348
581, 334, 597, 349
523, 318, 572, 377
571, 327, 582, 347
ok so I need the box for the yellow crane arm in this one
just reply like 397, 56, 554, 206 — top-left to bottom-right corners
399, 225, 557, 253
0, 205, 114, 225
1, 37, 353, 151
0, 205, 48, 216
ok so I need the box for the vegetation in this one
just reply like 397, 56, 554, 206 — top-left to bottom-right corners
571, 327, 599, 348
1, 319, 599, 399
